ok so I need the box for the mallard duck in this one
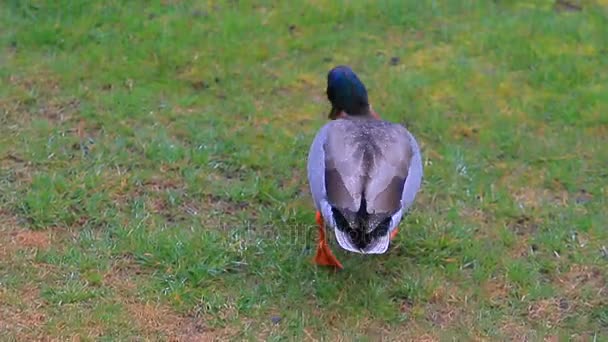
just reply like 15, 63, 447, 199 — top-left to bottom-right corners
307, 66, 423, 269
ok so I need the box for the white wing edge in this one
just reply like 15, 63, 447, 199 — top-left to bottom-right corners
306, 122, 336, 229
388, 129, 423, 234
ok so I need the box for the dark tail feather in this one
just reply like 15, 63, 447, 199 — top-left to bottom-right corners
330, 195, 391, 249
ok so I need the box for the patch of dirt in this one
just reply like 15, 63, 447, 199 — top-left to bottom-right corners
527, 298, 571, 328
0, 285, 47, 341
387, 323, 439, 342
429, 286, 446, 304
125, 302, 209, 341
499, 319, 532, 341
555, 264, 606, 299
340, 317, 438, 342
110, 174, 184, 210
426, 305, 460, 329
399, 299, 414, 315
482, 278, 512, 305
574, 189, 593, 204
11, 230, 50, 249
0, 214, 65, 339
201, 194, 248, 215
146, 196, 170, 216
410, 335, 439, 342
512, 187, 569, 210
101, 257, 237, 341
424, 285, 464, 329
509, 238, 534, 258
6, 74, 81, 125
141, 177, 183, 192
507, 215, 539, 236
38, 98, 80, 123
451, 124, 480, 141
8, 74, 61, 96
359, 319, 390, 341
194, 299, 238, 324
0, 212, 53, 258
459, 207, 491, 226
586, 123, 608, 138
102, 256, 145, 291
0, 213, 18, 258
505, 224, 539, 259
554, 0, 583, 12
0, 153, 33, 184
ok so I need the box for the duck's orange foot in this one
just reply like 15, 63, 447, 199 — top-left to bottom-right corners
313, 211, 343, 269
314, 242, 343, 269
315, 211, 323, 227
390, 227, 399, 240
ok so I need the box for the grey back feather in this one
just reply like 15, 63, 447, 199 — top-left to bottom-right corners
322, 118, 413, 217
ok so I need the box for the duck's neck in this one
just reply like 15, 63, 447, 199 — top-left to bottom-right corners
342, 107, 380, 120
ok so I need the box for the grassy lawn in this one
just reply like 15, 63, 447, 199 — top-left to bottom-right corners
1, 0, 607, 340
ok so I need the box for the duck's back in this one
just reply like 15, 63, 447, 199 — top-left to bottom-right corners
323, 118, 414, 217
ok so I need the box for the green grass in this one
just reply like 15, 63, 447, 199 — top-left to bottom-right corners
1, 0, 607, 340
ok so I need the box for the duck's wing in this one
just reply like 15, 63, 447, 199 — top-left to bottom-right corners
307, 120, 365, 229
365, 123, 423, 211
362, 123, 414, 215
399, 128, 423, 212
306, 122, 336, 222
322, 121, 368, 213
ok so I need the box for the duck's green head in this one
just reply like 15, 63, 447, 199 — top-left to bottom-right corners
326, 66, 370, 119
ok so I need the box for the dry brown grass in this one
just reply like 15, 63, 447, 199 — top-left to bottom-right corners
124, 302, 210, 341
0, 211, 238, 341
527, 298, 570, 328
0, 285, 47, 341
499, 319, 533, 341
555, 264, 607, 307
512, 187, 570, 210
99, 256, 238, 341
482, 277, 512, 305
0, 211, 55, 257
